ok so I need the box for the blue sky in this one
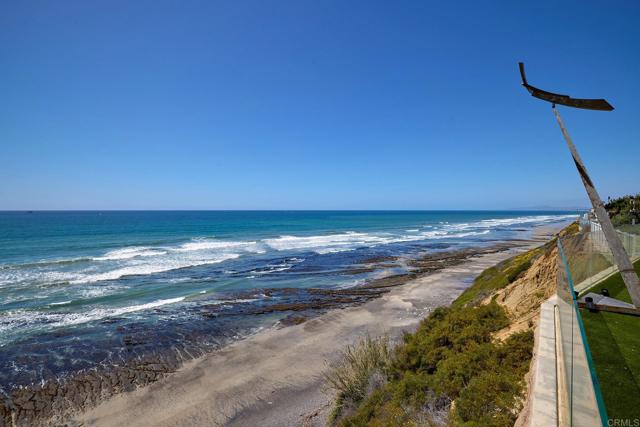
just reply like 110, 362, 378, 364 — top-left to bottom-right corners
1, 0, 639, 210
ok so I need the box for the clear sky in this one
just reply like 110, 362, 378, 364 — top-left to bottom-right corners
1, 1, 639, 210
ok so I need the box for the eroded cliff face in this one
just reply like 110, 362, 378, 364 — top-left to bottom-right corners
479, 238, 563, 427
483, 244, 559, 341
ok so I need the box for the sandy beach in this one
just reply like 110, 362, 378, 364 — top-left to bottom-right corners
73, 226, 561, 427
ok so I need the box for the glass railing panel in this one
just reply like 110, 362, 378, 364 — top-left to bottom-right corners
557, 237, 608, 426
615, 227, 640, 259
566, 221, 616, 294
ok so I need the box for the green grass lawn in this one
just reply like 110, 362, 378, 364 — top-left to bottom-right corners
584, 259, 640, 304
580, 259, 640, 420
581, 310, 640, 420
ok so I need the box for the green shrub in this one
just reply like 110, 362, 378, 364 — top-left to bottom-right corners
335, 303, 533, 427
393, 303, 509, 375
452, 331, 534, 427
605, 194, 640, 226
453, 371, 522, 427
325, 334, 394, 422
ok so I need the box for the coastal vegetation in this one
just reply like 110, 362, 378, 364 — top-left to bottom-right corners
338, 304, 532, 427
605, 193, 640, 226
324, 335, 394, 421
326, 232, 566, 426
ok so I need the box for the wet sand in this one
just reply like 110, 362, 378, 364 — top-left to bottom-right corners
74, 225, 565, 427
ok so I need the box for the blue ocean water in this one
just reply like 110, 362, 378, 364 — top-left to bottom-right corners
0, 210, 576, 389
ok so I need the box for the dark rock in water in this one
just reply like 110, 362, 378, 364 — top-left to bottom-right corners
279, 314, 309, 327
0, 243, 515, 426
362, 273, 419, 289
101, 317, 126, 324
1, 347, 197, 426
359, 255, 398, 264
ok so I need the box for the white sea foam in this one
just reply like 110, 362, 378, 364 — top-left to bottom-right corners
202, 297, 260, 306
215, 298, 259, 306
92, 239, 264, 261
0, 270, 82, 288
232, 298, 259, 304
447, 214, 577, 231
475, 214, 576, 228
449, 230, 491, 238
315, 247, 354, 254
0, 295, 267, 338
63, 296, 187, 325
258, 215, 555, 254
166, 277, 195, 284
260, 265, 291, 274
419, 230, 449, 238
77, 284, 125, 299
70, 254, 240, 284
49, 300, 72, 306
176, 239, 264, 253
94, 247, 167, 261
249, 258, 305, 275
0, 297, 187, 335
263, 232, 392, 253
57, 238, 270, 285
335, 279, 366, 289
402, 229, 491, 240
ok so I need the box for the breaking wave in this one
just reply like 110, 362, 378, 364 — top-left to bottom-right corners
93, 247, 168, 261
0, 214, 576, 290
70, 254, 240, 284
0, 297, 187, 334
264, 232, 392, 253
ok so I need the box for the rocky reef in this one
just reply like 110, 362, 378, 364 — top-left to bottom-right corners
0, 243, 517, 426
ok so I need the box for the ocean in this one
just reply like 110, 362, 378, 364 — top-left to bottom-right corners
0, 210, 576, 391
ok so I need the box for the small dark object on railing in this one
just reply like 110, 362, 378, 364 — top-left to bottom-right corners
585, 296, 598, 313
574, 291, 580, 300
601, 288, 610, 297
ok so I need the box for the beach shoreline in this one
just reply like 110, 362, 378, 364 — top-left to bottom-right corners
70, 223, 565, 427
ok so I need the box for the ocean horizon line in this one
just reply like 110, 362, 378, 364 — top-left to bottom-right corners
0, 208, 589, 213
